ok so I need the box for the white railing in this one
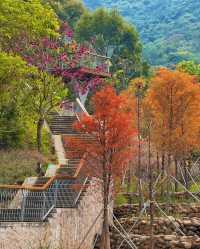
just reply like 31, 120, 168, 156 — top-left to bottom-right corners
74, 98, 89, 121
79, 52, 111, 74
74, 177, 89, 206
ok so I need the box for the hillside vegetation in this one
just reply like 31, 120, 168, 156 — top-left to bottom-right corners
84, 0, 200, 66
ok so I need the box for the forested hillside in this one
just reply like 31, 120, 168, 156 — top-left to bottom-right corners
84, 0, 200, 66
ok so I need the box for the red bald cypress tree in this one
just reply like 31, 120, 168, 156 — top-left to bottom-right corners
66, 86, 137, 249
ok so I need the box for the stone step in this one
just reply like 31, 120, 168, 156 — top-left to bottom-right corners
33, 177, 50, 186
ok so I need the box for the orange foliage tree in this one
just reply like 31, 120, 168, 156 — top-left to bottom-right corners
67, 86, 137, 249
144, 68, 200, 188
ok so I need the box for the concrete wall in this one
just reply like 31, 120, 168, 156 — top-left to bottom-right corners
0, 178, 104, 249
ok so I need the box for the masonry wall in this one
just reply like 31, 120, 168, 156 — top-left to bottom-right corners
0, 178, 104, 249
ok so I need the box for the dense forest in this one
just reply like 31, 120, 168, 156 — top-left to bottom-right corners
84, 0, 200, 66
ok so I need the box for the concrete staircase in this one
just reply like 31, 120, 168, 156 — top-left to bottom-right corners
49, 115, 77, 135
0, 110, 90, 223
49, 113, 84, 177
52, 134, 68, 165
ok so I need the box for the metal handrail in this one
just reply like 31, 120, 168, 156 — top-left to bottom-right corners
79, 51, 111, 73
0, 177, 89, 222
74, 177, 89, 206
0, 157, 85, 191
42, 204, 55, 221
74, 98, 89, 121
75, 98, 89, 116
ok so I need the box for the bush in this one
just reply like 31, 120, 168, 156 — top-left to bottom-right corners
0, 149, 47, 184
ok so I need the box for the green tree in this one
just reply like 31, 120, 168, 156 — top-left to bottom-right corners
43, 0, 86, 28
177, 61, 200, 81
22, 72, 68, 152
0, 0, 59, 51
75, 8, 143, 87
0, 52, 36, 148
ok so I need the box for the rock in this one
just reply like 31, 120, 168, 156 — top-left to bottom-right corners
181, 241, 192, 248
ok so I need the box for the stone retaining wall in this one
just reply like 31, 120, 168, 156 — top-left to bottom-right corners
114, 203, 200, 218
107, 234, 200, 249
117, 217, 200, 236
94, 204, 200, 249
0, 178, 104, 249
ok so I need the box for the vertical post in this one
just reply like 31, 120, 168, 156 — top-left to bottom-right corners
148, 123, 154, 249
42, 191, 46, 219
156, 152, 160, 177
161, 153, 165, 197
174, 158, 178, 192
135, 80, 143, 210
127, 164, 132, 204
21, 190, 26, 222
54, 180, 58, 207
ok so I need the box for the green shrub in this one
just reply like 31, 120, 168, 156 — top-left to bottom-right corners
0, 149, 48, 184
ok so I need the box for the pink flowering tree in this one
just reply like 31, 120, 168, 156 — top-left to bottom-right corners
16, 23, 105, 101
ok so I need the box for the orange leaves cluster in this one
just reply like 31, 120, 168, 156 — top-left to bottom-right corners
67, 86, 137, 181
145, 68, 200, 158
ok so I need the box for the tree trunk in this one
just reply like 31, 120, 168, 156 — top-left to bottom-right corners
183, 160, 189, 190
156, 152, 160, 177
100, 169, 111, 249
148, 126, 154, 249
166, 154, 171, 206
161, 153, 165, 197
37, 117, 44, 152
174, 158, 178, 192
137, 93, 142, 210
127, 166, 132, 204
100, 205, 111, 249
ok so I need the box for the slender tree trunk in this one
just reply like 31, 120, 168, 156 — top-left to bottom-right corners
127, 166, 132, 204
100, 205, 110, 249
183, 159, 189, 190
166, 154, 171, 206
156, 152, 160, 177
161, 153, 165, 197
100, 170, 111, 249
174, 158, 178, 192
137, 93, 142, 210
37, 117, 44, 152
148, 126, 154, 249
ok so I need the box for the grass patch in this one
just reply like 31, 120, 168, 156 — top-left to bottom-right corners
0, 149, 48, 184
189, 183, 200, 192
115, 193, 128, 205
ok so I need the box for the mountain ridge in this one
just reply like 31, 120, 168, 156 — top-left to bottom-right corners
83, 0, 200, 66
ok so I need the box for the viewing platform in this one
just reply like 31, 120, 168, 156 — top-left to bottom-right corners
62, 52, 112, 80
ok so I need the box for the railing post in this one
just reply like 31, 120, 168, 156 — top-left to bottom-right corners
74, 177, 88, 206
54, 180, 58, 207
42, 191, 46, 219
21, 190, 26, 222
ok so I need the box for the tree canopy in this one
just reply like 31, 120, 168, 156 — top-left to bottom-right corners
21, 72, 68, 151
177, 61, 200, 81
0, 51, 68, 150
0, 52, 36, 148
75, 8, 143, 84
0, 0, 59, 51
43, 0, 86, 28
145, 68, 200, 159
